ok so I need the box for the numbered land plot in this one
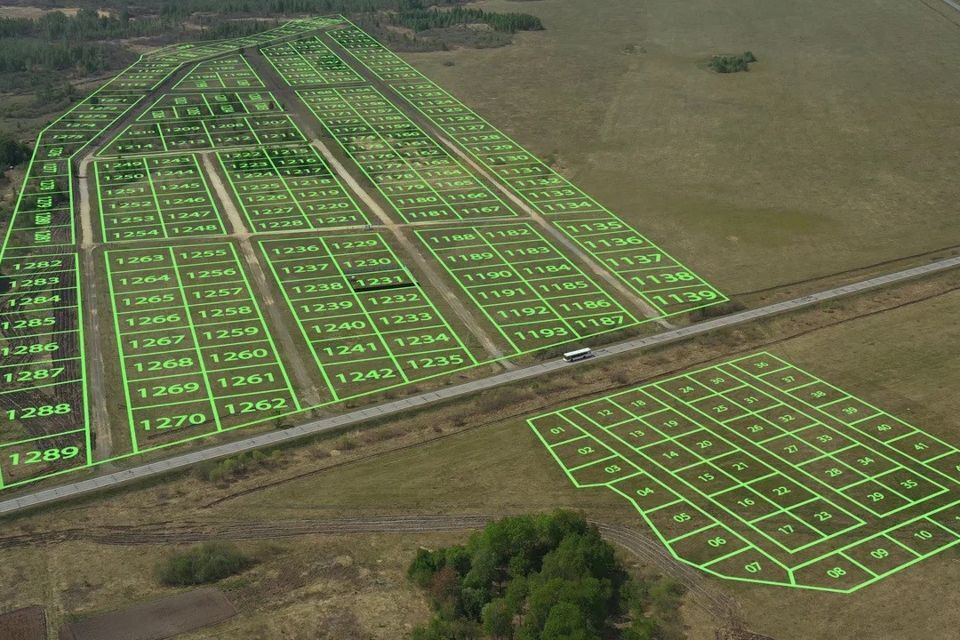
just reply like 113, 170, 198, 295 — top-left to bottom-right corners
217, 144, 368, 232
728, 353, 960, 493
173, 55, 265, 90
137, 92, 282, 123
528, 413, 767, 570
326, 30, 728, 319
392, 81, 726, 317
528, 352, 960, 592
262, 37, 363, 86
100, 59, 178, 93
259, 233, 477, 401
298, 86, 516, 223
2, 157, 74, 251
328, 26, 423, 83
94, 155, 226, 242
99, 114, 304, 156
0, 252, 90, 487
104, 244, 301, 452
416, 223, 637, 354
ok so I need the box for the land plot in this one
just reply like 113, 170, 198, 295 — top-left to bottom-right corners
217, 144, 368, 232
137, 91, 282, 122
104, 244, 301, 452
262, 36, 363, 86
99, 114, 304, 156
100, 59, 178, 93
0, 252, 89, 488
94, 154, 226, 242
1, 157, 74, 252
329, 26, 727, 318
416, 223, 637, 354
298, 85, 516, 223
174, 55, 265, 90
260, 233, 477, 401
529, 352, 960, 592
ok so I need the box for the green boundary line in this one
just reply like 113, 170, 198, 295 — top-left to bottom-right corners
527, 352, 960, 592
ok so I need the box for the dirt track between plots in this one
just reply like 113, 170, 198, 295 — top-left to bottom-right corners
0, 514, 741, 626
244, 46, 513, 366
321, 33, 672, 329
199, 151, 324, 407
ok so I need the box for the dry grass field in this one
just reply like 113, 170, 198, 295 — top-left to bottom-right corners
406, 0, 960, 294
2, 273, 958, 639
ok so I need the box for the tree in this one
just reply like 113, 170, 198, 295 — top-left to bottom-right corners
0, 132, 29, 167
541, 602, 598, 640
481, 599, 513, 639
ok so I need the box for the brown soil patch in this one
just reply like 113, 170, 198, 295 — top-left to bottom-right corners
59, 588, 235, 640
0, 606, 46, 640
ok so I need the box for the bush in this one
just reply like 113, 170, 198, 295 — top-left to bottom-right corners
156, 542, 251, 586
708, 51, 758, 73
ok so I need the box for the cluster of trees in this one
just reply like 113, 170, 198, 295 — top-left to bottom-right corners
156, 541, 251, 586
0, 38, 131, 74
389, 6, 544, 34
0, 132, 30, 168
407, 511, 686, 640
0, 9, 171, 41
708, 52, 758, 74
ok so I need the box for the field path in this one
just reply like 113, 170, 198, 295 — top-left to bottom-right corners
321, 35, 672, 329
199, 152, 324, 407
75, 153, 112, 460
244, 47, 514, 367
0, 513, 741, 626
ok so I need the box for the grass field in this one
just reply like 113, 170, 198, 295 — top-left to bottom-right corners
218, 287, 960, 639
404, 0, 960, 294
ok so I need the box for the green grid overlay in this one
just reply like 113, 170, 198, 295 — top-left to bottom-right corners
328, 23, 727, 318
528, 352, 960, 592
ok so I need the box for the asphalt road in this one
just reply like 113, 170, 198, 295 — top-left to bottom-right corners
2, 253, 957, 517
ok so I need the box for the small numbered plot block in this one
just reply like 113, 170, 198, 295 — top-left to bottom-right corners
95, 155, 226, 242
417, 224, 636, 353
569, 457, 637, 487
0, 432, 88, 487
668, 524, 750, 566
104, 245, 301, 451
174, 56, 265, 90
887, 520, 960, 558
792, 555, 875, 592
528, 414, 582, 447
844, 535, 919, 578
260, 235, 475, 401
609, 473, 686, 514
528, 242, 960, 592
702, 547, 792, 586
550, 437, 613, 472
645, 500, 718, 545
572, 399, 635, 429
218, 145, 368, 232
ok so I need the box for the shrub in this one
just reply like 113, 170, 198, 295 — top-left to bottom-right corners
708, 51, 758, 73
156, 541, 251, 586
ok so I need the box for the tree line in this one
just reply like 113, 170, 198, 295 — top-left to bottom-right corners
389, 7, 544, 34
407, 511, 686, 640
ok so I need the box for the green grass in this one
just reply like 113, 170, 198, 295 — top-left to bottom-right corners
403, 0, 960, 294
